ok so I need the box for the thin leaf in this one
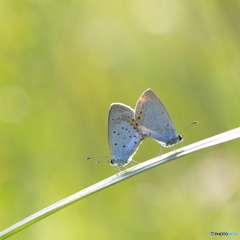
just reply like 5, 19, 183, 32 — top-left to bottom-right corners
0, 127, 240, 239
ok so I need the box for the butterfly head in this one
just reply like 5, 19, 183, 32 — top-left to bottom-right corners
178, 134, 184, 142
109, 159, 115, 166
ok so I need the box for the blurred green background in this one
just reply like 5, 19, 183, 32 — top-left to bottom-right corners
0, 0, 240, 239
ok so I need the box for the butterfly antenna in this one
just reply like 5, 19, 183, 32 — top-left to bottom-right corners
180, 121, 198, 134
86, 156, 111, 164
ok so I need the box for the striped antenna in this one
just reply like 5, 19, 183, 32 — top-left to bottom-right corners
86, 156, 111, 164
180, 121, 198, 134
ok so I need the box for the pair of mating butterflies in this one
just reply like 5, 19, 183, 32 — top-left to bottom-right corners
89, 89, 194, 168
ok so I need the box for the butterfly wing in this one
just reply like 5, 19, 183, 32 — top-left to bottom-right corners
135, 89, 180, 146
108, 103, 142, 166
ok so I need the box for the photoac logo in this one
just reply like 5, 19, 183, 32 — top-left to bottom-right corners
210, 231, 238, 237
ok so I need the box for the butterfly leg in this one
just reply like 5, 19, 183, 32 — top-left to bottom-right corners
159, 145, 163, 155
118, 165, 128, 174
113, 166, 123, 176
173, 145, 176, 152
130, 160, 139, 165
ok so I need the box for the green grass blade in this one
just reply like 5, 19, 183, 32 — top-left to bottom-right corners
0, 127, 240, 239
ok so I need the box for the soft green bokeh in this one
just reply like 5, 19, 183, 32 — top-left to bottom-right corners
0, 0, 239, 239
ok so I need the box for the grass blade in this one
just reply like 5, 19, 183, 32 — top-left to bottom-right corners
0, 127, 240, 239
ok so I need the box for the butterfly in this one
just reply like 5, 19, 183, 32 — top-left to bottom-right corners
135, 89, 183, 147
87, 103, 144, 169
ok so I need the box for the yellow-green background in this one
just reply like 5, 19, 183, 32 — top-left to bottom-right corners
0, 0, 240, 239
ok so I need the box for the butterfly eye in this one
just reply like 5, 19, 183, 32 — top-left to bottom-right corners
179, 135, 184, 141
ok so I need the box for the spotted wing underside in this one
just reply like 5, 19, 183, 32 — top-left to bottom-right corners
135, 89, 177, 143
108, 103, 142, 165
